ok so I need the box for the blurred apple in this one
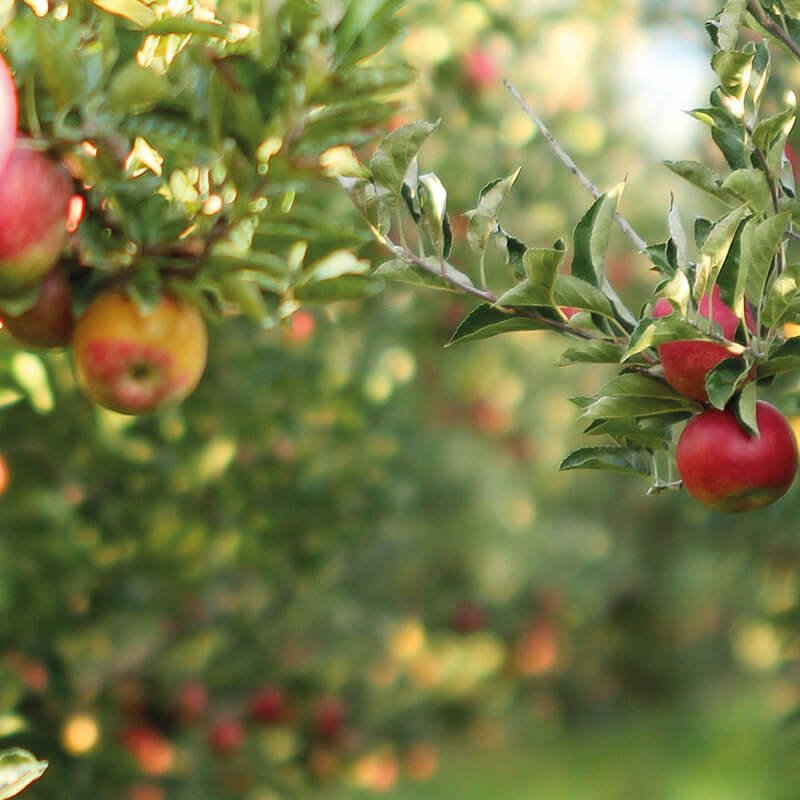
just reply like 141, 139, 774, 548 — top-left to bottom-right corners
72, 291, 208, 414
208, 717, 245, 754
0, 54, 16, 175
0, 142, 71, 296
249, 687, 290, 724
1, 264, 74, 347
462, 48, 499, 90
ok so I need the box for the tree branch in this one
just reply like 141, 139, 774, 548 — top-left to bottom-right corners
747, 0, 800, 61
503, 79, 649, 254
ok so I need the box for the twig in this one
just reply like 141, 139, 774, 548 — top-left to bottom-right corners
503, 79, 649, 253
747, 0, 800, 61
369, 225, 617, 342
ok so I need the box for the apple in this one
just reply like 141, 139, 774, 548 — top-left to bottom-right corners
208, 717, 245, 754
676, 400, 798, 513
0, 142, 72, 296
653, 285, 753, 402
121, 725, 175, 776
462, 48, 498, 90
176, 680, 208, 722
450, 601, 485, 634
72, 291, 208, 415
0, 54, 16, 175
313, 697, 347, 741
1, 265, 74, 347
249, 687, 289, 725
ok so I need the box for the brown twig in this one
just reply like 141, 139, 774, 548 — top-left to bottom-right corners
747, 0, 800, 60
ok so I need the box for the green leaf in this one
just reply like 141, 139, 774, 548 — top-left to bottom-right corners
717, 0, 747, 50
336, 0, 391, 61
294, 251, 381, 301
721, 169, 771, 213
663, 160, 737, 203
759, 336, 800, 377
763, 263, 800, 328
375, 259, 476, 293
559, 446, 653, 478
557, 340, 625, 366
496, 274, 617, 320
694, 205, 751, 299
689, 105, 748, 169
446, 305, 550, 346
0, 748, 47, 799
522, 240, 566, 301
752, 105, 796, 154
623, 316, 726, 361
571, 184, 623, 287
711, 49, 754, 103
92, 0, 156, 26
466, 169, 522, 258
417, 172, 450, 258
668, 194, 689, 271
339, 177, 392, 236
742, 211, 792, 304
736, 381, 759, 436
705, 357, 753, 409
370, 120, 440, 199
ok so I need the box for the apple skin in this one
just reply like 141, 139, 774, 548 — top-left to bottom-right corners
208, 718, 245, 754
0, 55, 16, 175
676, 401, 798, 513
72, 291, 208, 415
0, 142, 72, 296
249, 687, 289, 725
653, 286, 753, 402
1, 265, 74, 347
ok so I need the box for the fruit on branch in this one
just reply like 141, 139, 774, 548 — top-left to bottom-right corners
72, 291, 208, 415
313, 697, 347, 741
0, 142, 72, 296
653, 286, 753, 402
1, 265, 74, 347
0, 55, 16, 175
676, 401, 798, 513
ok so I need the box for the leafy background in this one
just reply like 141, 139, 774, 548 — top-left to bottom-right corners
4, 0, 800, 798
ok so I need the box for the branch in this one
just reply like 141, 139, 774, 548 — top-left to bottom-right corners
747, 0, 800, 61
503, 79, 649, 254
373, 230, 621, 343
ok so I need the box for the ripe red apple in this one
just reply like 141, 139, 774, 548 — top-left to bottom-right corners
208, 717, 245, 754
249, 687, 289, 725
72, 291, 208, 415
0, 142, 71, 296
653, 285, 753, 402
0, 55, 16, 175
676, 401, 798, 513
121, 725, 175, 776
1, 264, 73, 347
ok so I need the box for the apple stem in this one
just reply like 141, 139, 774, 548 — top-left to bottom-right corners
503, 79, 648, 254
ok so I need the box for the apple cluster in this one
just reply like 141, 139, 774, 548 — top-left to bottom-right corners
653, 288, 798, 513
0, 56, 207, 416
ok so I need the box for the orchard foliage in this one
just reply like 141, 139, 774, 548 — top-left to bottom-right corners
344, 0, 800, 512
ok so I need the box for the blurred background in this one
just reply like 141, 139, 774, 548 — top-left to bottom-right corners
5, 0, 800, 798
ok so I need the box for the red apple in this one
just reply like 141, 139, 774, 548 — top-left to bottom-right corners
462, 48, 498, 90
72, 291, 207, 415
0, 142, 71, 296
176, 680, 208, 722
208, 717, 245, 754
0, 55, 16, 175
1, 264, 73, 347
313, 698, 347, 741
653, 285, 753, 402
451, 602, 485, 634
121, 725, 175, 776
249, 687, 289, 725
676, 401, 798, 513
